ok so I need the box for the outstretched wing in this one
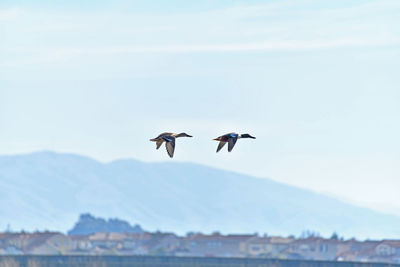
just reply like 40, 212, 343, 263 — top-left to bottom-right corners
216, 141, 226, 152
156, 140, 163, 149
228, 137, 238, 152
165, 140, 175, 158
162, 136, 175, 158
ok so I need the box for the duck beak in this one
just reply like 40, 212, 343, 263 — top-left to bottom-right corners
187, 135, 193, 137
213, 138, 220, 141
250, 135, 256, 139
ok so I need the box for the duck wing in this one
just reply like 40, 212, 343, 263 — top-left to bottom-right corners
156, 140, 164, 149
216, 141, 227, 152
162, 136, 175, 158
228, 136, 238, 152
165, 140, 175, 158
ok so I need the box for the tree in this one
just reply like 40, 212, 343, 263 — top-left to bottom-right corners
330, 232, 339, 240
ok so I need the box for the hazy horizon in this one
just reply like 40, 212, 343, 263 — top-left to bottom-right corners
0, 148, 398, 218
2, 150, 400, 240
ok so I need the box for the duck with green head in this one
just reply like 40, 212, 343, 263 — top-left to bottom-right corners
213, 132, 256, 152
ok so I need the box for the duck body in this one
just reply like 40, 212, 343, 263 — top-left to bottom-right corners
150, 132, 192, 158
214, 132, 255, 152
150, 132, 173, 149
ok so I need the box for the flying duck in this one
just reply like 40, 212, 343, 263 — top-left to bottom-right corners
213, 133, 255, 152
150, 132, 193, 158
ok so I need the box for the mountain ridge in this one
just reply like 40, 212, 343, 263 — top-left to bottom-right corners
0, 151, 398, 239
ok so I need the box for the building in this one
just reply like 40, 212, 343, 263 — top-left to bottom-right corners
69, 235, 93, 253
181, 233, 255, 257
24, 232, 72, 255
144, 232, 181, 255
240, 236, 294, 258
284, 237, 340, 261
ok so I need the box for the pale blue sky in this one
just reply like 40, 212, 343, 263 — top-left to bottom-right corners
1, 0, 400, 216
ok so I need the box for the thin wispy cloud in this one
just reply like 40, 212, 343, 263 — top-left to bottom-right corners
1, 0, 399, 67
4, 37, 400, 54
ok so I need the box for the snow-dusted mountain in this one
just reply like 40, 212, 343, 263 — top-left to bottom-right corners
0, 151, 398, 239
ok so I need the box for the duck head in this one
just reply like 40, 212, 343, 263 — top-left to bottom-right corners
240, 133, 256, 139
176, 133, 193, 138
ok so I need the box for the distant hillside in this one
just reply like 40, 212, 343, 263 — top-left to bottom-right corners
0, 151, 399, 239
68, 213, 144, 235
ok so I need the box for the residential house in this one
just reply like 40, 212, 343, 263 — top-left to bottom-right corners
88, 232, 127, 252
241, 236, 294, 258
0, 233, 31, 250
181, 233, 255, 257
0, 245, 23, 255
144, 232, 181, 255
284, 237, 340, 261
336, 240, 380, 262
375, 240, 400, 257
119, 233, 153, 255
24, 232, 72, 255
69, 235, 93, 253
368, 240, 400, 263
